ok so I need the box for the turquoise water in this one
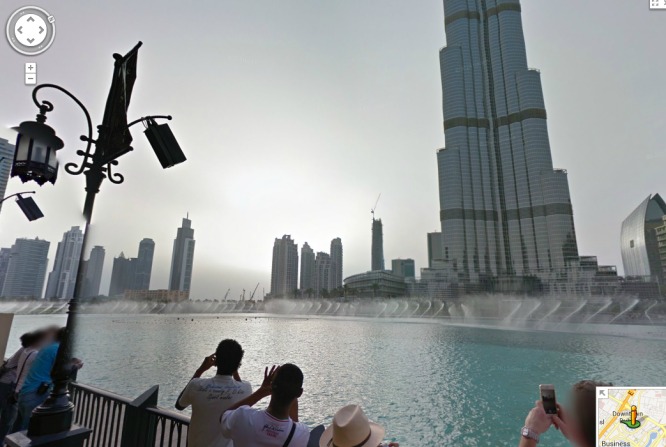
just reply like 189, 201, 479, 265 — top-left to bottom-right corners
6, 314, 666, 446
70, 314, 666, 446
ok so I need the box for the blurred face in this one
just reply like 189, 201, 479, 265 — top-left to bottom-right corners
570, 392, 594, 447
40, 327, 60, 346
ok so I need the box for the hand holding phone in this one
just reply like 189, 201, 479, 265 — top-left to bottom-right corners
539, 384, 557, 415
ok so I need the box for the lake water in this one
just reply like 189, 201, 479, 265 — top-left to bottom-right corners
47, 313, 664, 447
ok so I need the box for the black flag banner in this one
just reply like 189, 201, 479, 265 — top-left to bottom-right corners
98, 41, 142, 164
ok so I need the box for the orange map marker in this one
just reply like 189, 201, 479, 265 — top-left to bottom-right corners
620, 405, 641, 429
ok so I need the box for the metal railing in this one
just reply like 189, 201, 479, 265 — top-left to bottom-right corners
148, 406, 190, 447
70, 382, 190, 447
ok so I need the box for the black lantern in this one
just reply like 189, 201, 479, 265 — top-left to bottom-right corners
11, 104, 64, 186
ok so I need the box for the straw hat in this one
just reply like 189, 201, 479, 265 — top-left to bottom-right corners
320, 405, 386, 447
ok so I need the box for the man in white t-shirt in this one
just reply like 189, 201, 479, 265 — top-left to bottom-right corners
176, 339, 252, 447
220, 364, 310, 447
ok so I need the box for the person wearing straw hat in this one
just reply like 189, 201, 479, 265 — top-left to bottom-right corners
319, 405, 399, 447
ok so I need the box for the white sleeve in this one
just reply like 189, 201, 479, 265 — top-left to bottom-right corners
221, 405, 250, 439
293, 423, 311, 447
243, 381, 253, 395
177, 379, 197, 408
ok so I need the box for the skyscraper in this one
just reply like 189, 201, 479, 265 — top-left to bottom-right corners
109, 252, 135, 297
300, 242, 315, 291
330, 238, 343, 288
371, 218, 384, 271
621, 193, 666, 284
1, 238, 50, 298
133, 238, 155, 290
169, 217, 196, 292
80, 246, 105, 298
427, 232, 444, 268
0, 138, 15, 215
0, 248, 11, 294
437, 0, 578, 285
392, 259, 416, 279
45, 226, 84, 299
270, 235, 298, 297
314, 252, 335, 296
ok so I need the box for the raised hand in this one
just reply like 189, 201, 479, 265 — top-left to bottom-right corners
524, 400, 553, 435
198, 354, 216, 373
552, 402, 584, 445
259, 365, 280, 397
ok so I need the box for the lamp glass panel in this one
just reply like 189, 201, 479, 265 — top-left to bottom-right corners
32, 141, 48, 163
47, 150, 58, 169
15, 136, 31, 162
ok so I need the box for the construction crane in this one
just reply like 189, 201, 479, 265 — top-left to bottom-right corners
223, 288, 231, 302
249, 283, 260, 301
242, 289, 246, 301
371, 194, 381, 219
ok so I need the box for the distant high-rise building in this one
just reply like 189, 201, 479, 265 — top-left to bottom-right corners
314, 252, 335, 296
656, 215, 666, 287
1, 238, 50, 298
80, 246, 105, 298
109, 252, 135, 297
437, 0, 579, 285
427, 232, 443, 268
371, 218, 384, 271
0, 138, 15, 215
134, 238, 155, 290
300, 242, 315, 291
621, 193, 666, 284
330, 238, 343, 288
270, 235, 298, 297
392, 259, 415, 279
169, 217, 196, 292
0, 248, 12, 294
45, 226, 84, 299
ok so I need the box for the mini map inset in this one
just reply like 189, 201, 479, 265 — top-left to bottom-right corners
597, 387, 666, 447
6, 6, 56, 56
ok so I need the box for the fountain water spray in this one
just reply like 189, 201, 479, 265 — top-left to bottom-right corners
606, 299, 640, 325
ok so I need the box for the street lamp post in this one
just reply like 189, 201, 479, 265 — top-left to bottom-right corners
6, 42, 186, 445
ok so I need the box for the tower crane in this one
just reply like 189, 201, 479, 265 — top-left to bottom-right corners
249, 283, 260, 301
371, 194, 381, 219
223, 288, 231, 302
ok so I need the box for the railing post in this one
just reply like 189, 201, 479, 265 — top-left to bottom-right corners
120, 386, 159, 447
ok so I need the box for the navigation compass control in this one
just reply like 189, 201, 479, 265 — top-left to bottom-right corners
6, 6, 56, 56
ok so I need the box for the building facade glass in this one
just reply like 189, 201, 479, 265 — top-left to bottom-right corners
371, 219, 384, 271
437, 0, 578, 285
270, 235, 298, 297
169, 217, 196, 292
620, 194, 666, 283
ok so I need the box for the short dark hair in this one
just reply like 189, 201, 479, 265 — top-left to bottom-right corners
572, 380, 613, 447
19, 331, 40, 348
272, 364, 303, 406
215, 339, 244, 375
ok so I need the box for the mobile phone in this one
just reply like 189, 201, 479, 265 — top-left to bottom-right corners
539, 384, 557, 415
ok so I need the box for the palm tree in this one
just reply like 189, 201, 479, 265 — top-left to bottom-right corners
343, 284, 349, 299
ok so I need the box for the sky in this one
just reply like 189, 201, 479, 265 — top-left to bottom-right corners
0, 0, 664, 301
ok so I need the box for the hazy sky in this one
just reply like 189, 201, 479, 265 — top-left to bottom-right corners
1, 1, 664, 300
